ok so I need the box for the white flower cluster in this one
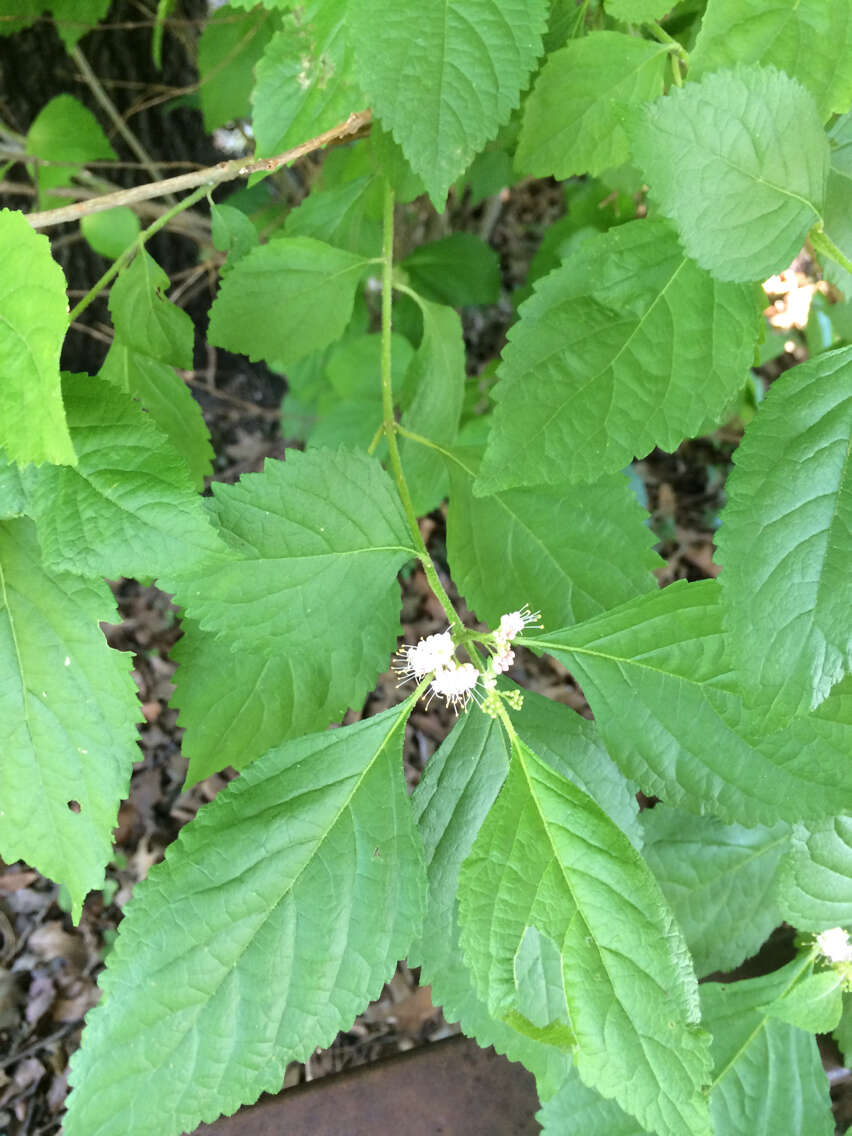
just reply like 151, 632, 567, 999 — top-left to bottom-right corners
396, 631, 456, 681
430, 661, 480, 710
816, 927, 852, 964
394, 630, 479, 710
484, 606, 541, 689
394, 605, 541, 716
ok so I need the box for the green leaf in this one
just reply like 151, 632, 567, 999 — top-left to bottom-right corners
409, 707, 571, 1098
475, 220, 759, 492
458, 736, 711, 1136
47, 0, 111, 50
252, 0, 363, 158
542, 0, 586, 51
518, 178, 637, 305
401, 234, 500, 306
347, 0, 549, 207
516, 32, 668, 179
399, 299, 466, 515
24, 374, 224, 579
514, 925, 569, 1030
762, 970, 844, 1034
210, 202, 259, 271
280, 343, 344, 442
411, 691, 642, 1095
457, 147, 514, 207
0, 1, 40, 36
776, 816, 852, 931
81, 207, 140, 259
173, 618, 349, 787
325, 332, 413, 403
716, 347, 852, 723
171, 450, 413, 682
308, 397, 386, 454
370, 124, 428, 204
447, 452, 660, 630
0, 518, 139, 921
515, 688, 643, 850
630, 66, 829, 282
605, 0, 674, 21
702, 961, 834, 1136
823, 113, 852, 296
641, 806, 789, 976
690, 0, 852, 121
299, 331, 412, 454
108, 251, 193, 369
26, 94, 116, 209
531, 580, 852, 826
283, 175, 382, 258
319, 137, 375, 188
102, 249, 213, 487
198, 4, 277, 131
538, 1067, 650, 1135
207, 236, 367, 368
0, 452, 27, 518
835, 993, 852, 1065
99, 345, 214, 490
0, 210, 75, 466
226, 0, 294, 8
64, 701, 426, 1136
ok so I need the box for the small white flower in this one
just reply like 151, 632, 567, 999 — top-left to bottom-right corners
394, 630, 455, 683
491, 646, 515, 674
488, 605, 539, 675
817, 927, 852, 963
497, 605, 541, 643
429, 662, 479, 710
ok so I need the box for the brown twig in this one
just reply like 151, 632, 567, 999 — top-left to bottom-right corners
3, 180, 211, 240
25, 110, 372, 230
0, 1026, 75, 1072
70, 320, 114, 345
70, 44, 169, 192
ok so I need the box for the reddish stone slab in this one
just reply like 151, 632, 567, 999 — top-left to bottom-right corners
193, 1035, 540, 1135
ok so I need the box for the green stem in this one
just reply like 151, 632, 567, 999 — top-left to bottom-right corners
379, 181, 463, 638
569, 0, 590, 38
645, 21, 686, 86
810, 224, 852, 278
152, 0, 175, 69
647, 20, 688, 61
67, 183, 210, 324
494, 695, 520, 747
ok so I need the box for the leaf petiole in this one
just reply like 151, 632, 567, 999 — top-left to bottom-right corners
810, 224, 852, 278
67, 184, 210, 323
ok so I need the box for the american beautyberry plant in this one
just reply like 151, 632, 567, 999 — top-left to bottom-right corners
2, 0, 852, 1133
